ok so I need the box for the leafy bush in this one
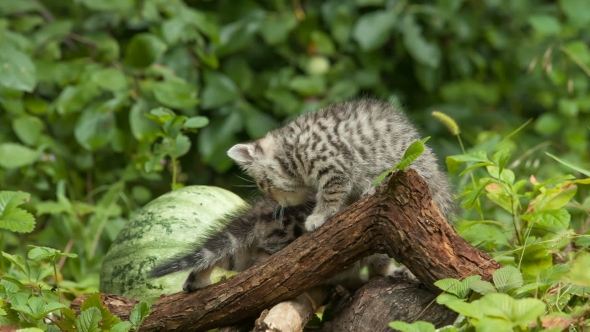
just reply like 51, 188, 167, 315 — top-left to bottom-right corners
1, 0, 589, 330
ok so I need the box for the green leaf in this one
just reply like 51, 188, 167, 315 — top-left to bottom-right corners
110, 321, 133, 332
311, 31, 335, 55
480, 293, 546, 326
124, 33, 167, 68
12, 115, 43, 146
401, 15, 441, 68
75, 307, 102, 332
567, 253, 590, 287
1, 252, 30, 276
184, 116, 209, 129
373, 137, 430, 185
27, 246, 77, 261
259, 13, 298, 45
0, 191, 35, 233
74, 108, 116, 151
129, 99, 160, 141
352, 10, 397, 51
153, 81, 199, 109
288, 75, 327, 96
528, 15, 561, 36
534, 113, 562, 134
444, 299, 483, 319
91, 68, 128, 92
81, 293, 120, 330
546, 152, 590, 177
201, 71, 239, 109
388, 321, 435, 332
129, 301, 151, 326
493, 266, 524, 293
0, 143, 39, 170
161, 18, 186, 45
469, 280, 497, 295
0, 44, 36, 92
560, 0, 590, 26
80, 0, 133, 11
522, 209, 570, 232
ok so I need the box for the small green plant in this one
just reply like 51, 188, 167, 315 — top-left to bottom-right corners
373, 136, 431, 185
388, 113, 590, 331
140, 107, 209, 190
0, 190, 152, 331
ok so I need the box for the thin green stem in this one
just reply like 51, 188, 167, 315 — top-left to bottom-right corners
52, 258, 63, 303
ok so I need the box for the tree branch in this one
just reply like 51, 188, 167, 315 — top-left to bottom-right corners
72, 169, 501, 331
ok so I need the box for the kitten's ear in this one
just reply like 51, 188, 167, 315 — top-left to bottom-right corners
227, 143, 256, 166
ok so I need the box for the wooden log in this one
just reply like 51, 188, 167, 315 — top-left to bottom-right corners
71, 169, 501, 331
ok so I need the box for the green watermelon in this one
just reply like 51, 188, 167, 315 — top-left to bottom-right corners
99, 186, 246, 300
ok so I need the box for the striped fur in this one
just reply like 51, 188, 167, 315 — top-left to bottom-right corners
149, 197, 393, 292
228, 99, 455, 231
148, 197, 311, 292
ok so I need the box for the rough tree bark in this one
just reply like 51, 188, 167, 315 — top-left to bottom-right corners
71, 169, 502, 331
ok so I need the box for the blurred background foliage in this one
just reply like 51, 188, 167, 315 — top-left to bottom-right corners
0, 0, 589, 294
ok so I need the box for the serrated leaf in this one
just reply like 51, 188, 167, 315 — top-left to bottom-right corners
522, 208, 570, 232
129, 301, 151, 326
81, 293, 119, 330
388, 321, 435, 332
469, 280, 497, 295
511, 298, 547, 326
493, 266, 524, 293
444, 299, 483, 319
16, 328, 44, 332
373, 137, 429, 185
75, 307, 102, 332
184, 116, 209, 129
110, 321, 133, 332
27, 246, 77, 261
0, 191, 35, 233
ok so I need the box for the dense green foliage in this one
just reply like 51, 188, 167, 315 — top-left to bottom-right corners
0, 0, 589, 330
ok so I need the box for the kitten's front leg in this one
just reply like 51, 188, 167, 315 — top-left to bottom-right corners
305, 176, 351, 231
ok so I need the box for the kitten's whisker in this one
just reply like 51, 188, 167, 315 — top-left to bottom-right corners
273, 204, 280, 221
233, 184, 258, 188
233, 174, 257, 184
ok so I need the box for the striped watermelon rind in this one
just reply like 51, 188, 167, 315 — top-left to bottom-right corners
99, 185, 246, 300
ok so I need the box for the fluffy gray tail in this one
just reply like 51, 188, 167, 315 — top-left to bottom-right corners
148, 252, 198, 278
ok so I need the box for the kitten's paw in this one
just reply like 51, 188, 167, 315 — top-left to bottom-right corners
182, 271, 208, 293
304, 214, 328, 231
392, 266, 417, 280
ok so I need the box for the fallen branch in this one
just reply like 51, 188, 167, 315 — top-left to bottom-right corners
72, 169, 502, 331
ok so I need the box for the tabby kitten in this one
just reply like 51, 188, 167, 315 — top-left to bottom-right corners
149, 197, 311, 292
149, 197, 392, 292
227, 99, 454, 232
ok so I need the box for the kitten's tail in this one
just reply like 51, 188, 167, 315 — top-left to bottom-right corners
148, 252, 198, 278
147, 199, 270, 279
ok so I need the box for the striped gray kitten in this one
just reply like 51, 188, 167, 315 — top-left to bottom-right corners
149, 197, 310, 292
227, 99, 455, 232
149, 197, 392, 292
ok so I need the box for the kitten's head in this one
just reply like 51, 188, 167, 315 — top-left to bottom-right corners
228, 137, 309, 207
